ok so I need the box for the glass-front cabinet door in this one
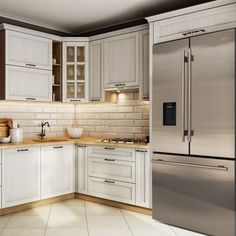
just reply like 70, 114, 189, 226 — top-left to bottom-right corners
63, 42, 88, 102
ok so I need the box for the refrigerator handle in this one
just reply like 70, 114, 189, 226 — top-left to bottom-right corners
187, 48, 192, 142
182, 50, 187, 142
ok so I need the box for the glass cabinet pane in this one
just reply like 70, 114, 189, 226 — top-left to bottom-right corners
77, 47, 85, 62
67, 83, 75, 98
77, 65, 85, 80
67, 65, 75, 80
77, 83, 85, 98
67, 47, 75, 62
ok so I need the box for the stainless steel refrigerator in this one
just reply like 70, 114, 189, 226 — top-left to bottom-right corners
152, 29, 235, 236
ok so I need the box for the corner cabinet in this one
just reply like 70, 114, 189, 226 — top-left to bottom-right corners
41, 144, 75, 199
2, 147, 41, 208
63, 42, 89, 102
103, 32, 140, 89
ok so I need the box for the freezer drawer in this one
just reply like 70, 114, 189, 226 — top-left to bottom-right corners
152, 153, 235, 236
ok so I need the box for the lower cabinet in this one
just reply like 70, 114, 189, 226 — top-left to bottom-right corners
2, 147, 41, 208
77, 145, 88, 194
41, 144, 75, 199
88, 176, 136, 204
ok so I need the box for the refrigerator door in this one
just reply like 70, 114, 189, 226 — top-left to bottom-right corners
190, 30, 235, 158
153, 39, 189, 154
152, 153, 235, 236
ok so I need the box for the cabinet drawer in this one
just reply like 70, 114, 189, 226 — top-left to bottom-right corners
88, 157, 135, 183
88, 176, 135, 204
88, 146, 135, 162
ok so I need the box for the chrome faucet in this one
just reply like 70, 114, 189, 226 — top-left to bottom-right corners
39, 122, 50, 139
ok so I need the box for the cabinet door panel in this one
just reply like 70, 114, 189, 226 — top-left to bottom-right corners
88, 176, 135, 204
77, 145, 87, 194
104, 32, 139, 88
2, 148, 40, 208
41, 145, 75, 199
6, 30, 52, 70
6, 65, 52, 101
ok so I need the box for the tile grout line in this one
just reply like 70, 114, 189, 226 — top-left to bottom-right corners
43, 204, 52, 236
0, 213, 14, 234
170, 226, 179, 236
120, 209, 135, 236
84, 200, 90, 236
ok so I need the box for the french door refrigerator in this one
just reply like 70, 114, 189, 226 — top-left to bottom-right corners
152, 29, 235, 236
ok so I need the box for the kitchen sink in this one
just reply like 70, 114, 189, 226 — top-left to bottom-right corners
33, 138, 68, 143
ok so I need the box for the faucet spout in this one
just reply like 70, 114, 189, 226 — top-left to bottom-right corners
40, 122, 50, 140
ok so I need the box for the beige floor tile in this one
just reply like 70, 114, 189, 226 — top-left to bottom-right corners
45, 228, 88, 236
122, 210, 164, 228
171, 226, 206, 236
50, 203, 85, 216
54, 199, 85, 207
47, 215, 87, 228
89, 227, 133, 236
5, 216, 48, 228
87, 216, 128, 228
85, 202, 122, 216
13, 205, 51, 217
0, 215, 12, 231
1, 228, 45, 236
131, 227, 176, 236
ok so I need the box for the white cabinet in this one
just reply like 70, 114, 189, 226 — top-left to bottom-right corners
41, 144, 75, 199
6, 30, 52, 70
89, 40, 104, 101
63, 42, 89, 102
88, 157, 136, 183
103, 32, 140, 89
77, 145, 88, 194
153, 4, 236, 43
88, 177, 135, 205
2, 147, 41, 208
6, 65, 52, 101
135, 149, 151, 208
139, 30, 149, 100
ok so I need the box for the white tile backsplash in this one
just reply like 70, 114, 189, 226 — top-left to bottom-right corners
0, 92, 149, 139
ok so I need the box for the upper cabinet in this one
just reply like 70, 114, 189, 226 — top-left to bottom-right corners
89, 40, 104, 102
63, 42, 89, 102
139, 30, 149, 100
103, 32, 140, 89
6, 30, 52, 70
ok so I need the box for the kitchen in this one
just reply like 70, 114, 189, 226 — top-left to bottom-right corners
0, 0, 235, 236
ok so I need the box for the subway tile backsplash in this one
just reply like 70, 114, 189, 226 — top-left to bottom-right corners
0, 92, 149, 139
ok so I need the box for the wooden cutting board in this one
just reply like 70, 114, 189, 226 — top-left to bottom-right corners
0, 119, 13, 138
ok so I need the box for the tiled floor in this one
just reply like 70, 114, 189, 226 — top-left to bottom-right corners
0, 199, 206, 236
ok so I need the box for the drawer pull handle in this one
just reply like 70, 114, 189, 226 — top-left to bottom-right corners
115, 83, 125, 87
17, 149, 29, 152
182, 29, 205, 36
136, 150, 147, 153
26, 63, 36, 67
78, 145, 86, 148
104, 158, 115, 162
104, 147, 115, 150
53, 146, 63, 149
26, 97, 36, 101
104, 179, 115, 184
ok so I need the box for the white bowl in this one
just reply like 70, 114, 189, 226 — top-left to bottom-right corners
67, 127, 83, 139
1, 136, 11, 143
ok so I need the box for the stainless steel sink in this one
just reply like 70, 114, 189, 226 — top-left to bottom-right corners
33, 139, 68, 143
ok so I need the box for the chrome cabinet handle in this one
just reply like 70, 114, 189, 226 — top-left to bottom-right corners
182, 29, 205, 36
136, 150, 147, 153
53, 146, 63, 149
104, 179, 115, 184
26, 97, 36, 101
78, 145, 86, 148
26, 63, 36, 67
104, 158, 115, 161
90, 98, 101, 102
153, 159, 228, 171
104, 147, 115, 150
17, 149, 29, 152
115, 83, 125, 87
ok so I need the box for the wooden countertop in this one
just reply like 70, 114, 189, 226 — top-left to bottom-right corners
0, 136, 149, 150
